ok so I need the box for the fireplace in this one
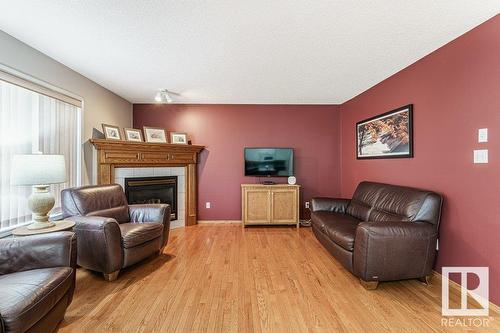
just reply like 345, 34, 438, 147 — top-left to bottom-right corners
124, 176, 178, 221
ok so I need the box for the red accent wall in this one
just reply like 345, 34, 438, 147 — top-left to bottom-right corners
133, 104, 341, 220
340, 15, 500, 304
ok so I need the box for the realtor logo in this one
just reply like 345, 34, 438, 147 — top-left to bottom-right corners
442, 267, 489, 317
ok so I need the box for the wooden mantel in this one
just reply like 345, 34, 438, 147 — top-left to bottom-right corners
90, 139, 205, 226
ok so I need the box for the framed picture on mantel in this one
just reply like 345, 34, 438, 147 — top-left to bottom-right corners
124, 128, 144, 142
102, 124, 122, 141
170, 132, 188, 144
143, 126, 168, 143
356, 104, 413, 159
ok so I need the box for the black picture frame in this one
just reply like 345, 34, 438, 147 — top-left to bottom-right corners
356, 104, 413, 159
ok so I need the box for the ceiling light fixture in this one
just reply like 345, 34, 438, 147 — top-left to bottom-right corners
155, 89, 173, 103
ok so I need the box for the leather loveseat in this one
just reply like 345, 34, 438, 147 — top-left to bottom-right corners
0, 232, 77, 333
311, 181, 442, 289
61, 184, 171, 281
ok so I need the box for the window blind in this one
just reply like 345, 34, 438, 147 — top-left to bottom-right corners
0, 74, 81, 231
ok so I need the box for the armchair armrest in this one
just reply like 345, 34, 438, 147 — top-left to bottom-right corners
129, 204, 170, 223
353, 221, 438, 282
0, 231, 76, 275
71, 216, 122, 274
129, 204, 171, 249
311, 197, 350, 213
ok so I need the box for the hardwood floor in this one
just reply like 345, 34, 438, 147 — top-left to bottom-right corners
59, 225, 500, 332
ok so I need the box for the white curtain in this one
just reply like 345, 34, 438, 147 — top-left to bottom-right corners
0, 80, 81, 230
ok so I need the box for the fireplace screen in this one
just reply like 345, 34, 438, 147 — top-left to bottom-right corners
124, 176, 177, 221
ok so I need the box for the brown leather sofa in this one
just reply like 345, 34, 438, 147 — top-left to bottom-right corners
0, 232, 77, 333
61, 184, 171, 281
311, 181, 442, 289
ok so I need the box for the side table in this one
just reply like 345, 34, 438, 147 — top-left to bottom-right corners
12, 220, 76, 236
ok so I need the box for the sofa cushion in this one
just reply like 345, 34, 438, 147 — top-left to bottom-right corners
345, 181, 442, 224
368, 185, 431, 222
0, 267, 73, 333
311, 212, 361, 251
346, 182, 381, 220
119, 222, 163, 248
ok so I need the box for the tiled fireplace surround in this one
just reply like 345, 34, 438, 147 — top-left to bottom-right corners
114, 167, 186, 229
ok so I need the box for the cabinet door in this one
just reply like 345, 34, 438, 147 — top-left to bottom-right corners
244, 189, 271, 224
271, 189, 298, 224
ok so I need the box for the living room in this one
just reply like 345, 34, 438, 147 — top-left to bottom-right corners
0, 1, 499, 332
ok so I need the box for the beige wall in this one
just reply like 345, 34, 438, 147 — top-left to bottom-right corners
0, 30, 132, 184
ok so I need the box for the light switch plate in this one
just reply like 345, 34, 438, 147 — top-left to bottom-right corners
478, 128, 488, 143
474, 149, 488, 164
206, 202, 211, 209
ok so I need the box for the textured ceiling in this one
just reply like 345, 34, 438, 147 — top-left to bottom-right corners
0, 1, 498, 104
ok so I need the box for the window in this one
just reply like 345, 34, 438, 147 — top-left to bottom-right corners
0, 70, 82, 233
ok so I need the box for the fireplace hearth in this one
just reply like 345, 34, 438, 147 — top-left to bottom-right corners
125, 176, 177, 221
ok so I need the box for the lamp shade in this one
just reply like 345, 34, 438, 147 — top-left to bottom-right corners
11, 154, 67, 185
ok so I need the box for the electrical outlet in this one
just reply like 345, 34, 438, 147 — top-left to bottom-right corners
305, 201, 310, 209
206, 202, 211, 209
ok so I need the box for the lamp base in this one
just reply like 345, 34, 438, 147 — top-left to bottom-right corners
27, 185, 55, 230
27, 221, 56, 230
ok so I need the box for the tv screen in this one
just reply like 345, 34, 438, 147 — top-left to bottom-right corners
244, 148, 294, 177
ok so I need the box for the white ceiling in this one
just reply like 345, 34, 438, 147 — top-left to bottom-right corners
0, 1, 498, 104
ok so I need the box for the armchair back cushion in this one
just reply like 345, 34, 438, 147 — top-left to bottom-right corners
61, 184, 130, 222
346, 181, 442, 226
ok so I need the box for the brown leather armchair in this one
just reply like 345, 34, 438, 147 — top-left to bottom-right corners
0, 232, 77, 333
61, 184, 171, 281
311, 181, 442, 289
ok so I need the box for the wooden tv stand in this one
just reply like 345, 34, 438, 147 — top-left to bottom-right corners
241, 184, 300, 228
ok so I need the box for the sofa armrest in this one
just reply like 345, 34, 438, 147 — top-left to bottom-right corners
0, 231, 76, 275
353, 221, 438, 282
129, 204, 171, 248
71, 216, 122, 274
311, 197, 350, 213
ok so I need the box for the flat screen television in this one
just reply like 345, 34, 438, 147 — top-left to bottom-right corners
244, 148, 294, 177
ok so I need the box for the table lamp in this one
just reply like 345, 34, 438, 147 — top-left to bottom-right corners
11, 153, 67, 230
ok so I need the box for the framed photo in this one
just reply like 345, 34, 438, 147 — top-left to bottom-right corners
356, 104, 413, 159
102, 124, 122, 140
170, 132, 188, 144
143, 126, 168, 143
124, 128, 144, 142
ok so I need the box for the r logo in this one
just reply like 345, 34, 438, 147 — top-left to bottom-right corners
442, 267, 489, 316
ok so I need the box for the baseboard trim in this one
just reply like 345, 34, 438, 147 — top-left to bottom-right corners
432, 270, 500, 313
198, 220, 242, 224
170, 220, 186, 229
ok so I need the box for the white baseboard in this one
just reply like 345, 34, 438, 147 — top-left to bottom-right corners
170, 220, 185, 229
198, 220, 242, 224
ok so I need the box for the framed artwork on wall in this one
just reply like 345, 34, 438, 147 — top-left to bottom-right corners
356, 104, 413, 159
170, 132, 188, 144
143, 126, 168, 143
102, 124, 122, 140
124, 128, 144, 142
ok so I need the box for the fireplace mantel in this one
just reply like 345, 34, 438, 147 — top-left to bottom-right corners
90, 139, 205, 225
